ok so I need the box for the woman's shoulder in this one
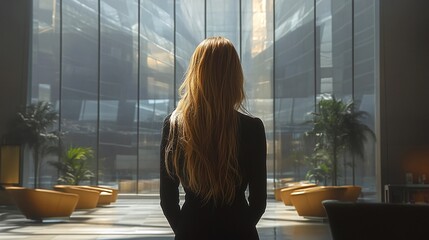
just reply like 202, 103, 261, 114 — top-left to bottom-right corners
162, 113, 173, 130
164, 113, 172, 122
237, 112, 264, 127
164, 111, 180, 123
238, 112, 262, 123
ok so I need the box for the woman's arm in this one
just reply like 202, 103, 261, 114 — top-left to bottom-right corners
159, 117, 181, 233
247, 117, 267, 225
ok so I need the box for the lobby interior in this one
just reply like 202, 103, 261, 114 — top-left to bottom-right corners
1, 0, 429, 239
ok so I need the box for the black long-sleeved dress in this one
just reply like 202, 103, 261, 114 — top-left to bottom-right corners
160, 112, 267, 240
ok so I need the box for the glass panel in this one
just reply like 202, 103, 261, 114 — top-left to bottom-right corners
206, 0, 240, 50
31, 0, 61, 188
322, 0, 352, 100
175, 0, 205, 87
138, 0, 175, 194
316, 0, 354, 185
61, 0, 98, 184
99, 0, 138, 191
353, 0, 377, 200
242, 0, 274, 192
274, 0, 315, 188
32, 0, 60, 104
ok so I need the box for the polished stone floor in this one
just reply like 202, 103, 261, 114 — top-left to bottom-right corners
0, 197, 332, 240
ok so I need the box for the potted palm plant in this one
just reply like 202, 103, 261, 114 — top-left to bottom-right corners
306, 94, 375, 186
49, 146, 95, 185
305, 149, 331, 185
10, 101, 59, 188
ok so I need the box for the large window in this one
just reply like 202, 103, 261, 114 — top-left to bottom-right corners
31, 0, 378, 198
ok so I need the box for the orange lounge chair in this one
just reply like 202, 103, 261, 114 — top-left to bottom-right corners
90, 185, 118, 202
274, 181, 306, 201
75, 186, 116, 205
6, 186, 79, 220
340, 185, 362, 202
280, 183, 318, 206
290, 186, 348, 218
54, 185, 100, 209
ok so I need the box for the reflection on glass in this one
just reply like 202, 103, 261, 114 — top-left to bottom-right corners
206, 0, 240, 50
242, 0, 274, 192
318, 0, 354, 185
61, 0, 98, 185
274, 0, 315, 187
99, 0, 138, 191
175, 0, 205, 86
31, 0, 61, 188
353, 0, 377, 195
139, 0, 175, 194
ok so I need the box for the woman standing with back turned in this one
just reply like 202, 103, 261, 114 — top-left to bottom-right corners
160, 36, 267, 240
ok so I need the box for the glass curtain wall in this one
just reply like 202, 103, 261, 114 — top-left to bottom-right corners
30, 0, 378, 197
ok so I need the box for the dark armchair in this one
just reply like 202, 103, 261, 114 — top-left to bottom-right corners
322, 200, 429, 240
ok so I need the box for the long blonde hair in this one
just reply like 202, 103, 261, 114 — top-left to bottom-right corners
165, 36, 245, 205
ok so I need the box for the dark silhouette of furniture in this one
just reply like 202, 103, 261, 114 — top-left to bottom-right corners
322, 200, 429, 240
385, 184, 429, 203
